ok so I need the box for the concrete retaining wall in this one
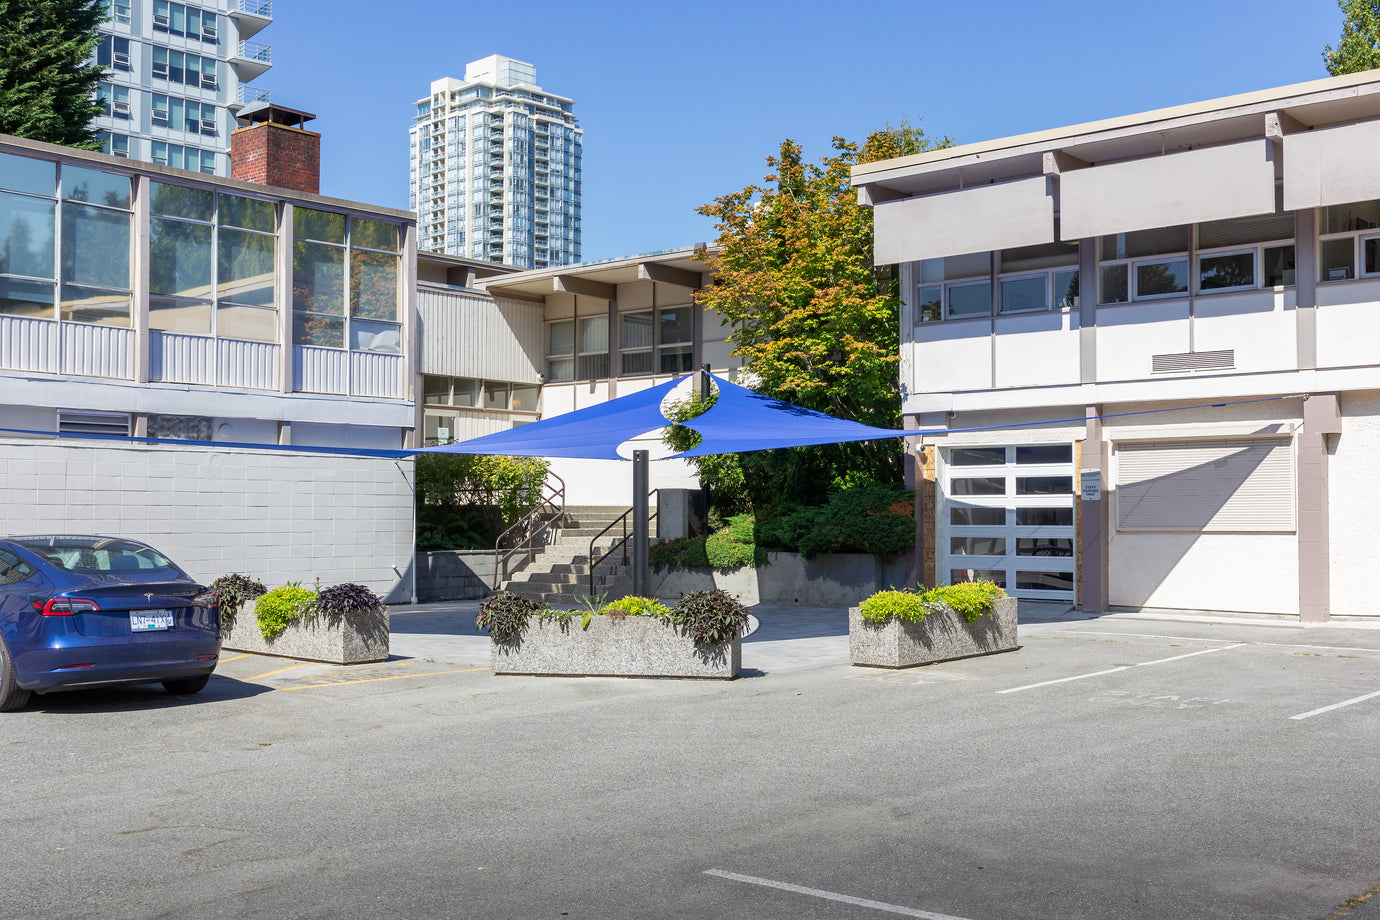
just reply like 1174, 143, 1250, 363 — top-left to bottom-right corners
651, 552, 912, 606
491, 615, 739, 678
415, 550, 493, 601
221, 606, 390, 665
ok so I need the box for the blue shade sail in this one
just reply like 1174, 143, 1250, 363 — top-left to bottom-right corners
674, 376, 903, 458
412, 375, 685, 460
409, 373, 907, 461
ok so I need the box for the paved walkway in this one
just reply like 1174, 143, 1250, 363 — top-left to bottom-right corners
389, 597, 1380, 673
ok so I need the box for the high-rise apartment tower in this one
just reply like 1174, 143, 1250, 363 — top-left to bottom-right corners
92, 0, 274, 175
409, 56, 581, 267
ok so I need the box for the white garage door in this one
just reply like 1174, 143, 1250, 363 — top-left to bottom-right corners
1115, 438, 1294, 532
940, 444, 1076, 601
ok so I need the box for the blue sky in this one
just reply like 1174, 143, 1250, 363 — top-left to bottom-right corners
264, 0, 1345, 263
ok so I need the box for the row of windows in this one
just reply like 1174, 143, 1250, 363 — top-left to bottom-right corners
545, 308, 693, 382
0, 153, 404, 355
423, 375, 539, 413
914, 201, 1380, 320
153, 0, 219, 43
152, 47, 217, 91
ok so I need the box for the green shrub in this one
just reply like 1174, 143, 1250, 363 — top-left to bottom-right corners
666, 589, 750, 647
926, 581, 1006, 622
209, 573, 266, 631
858, 581, 1006, 625
859, 589, 927, 624
599, 596, 671, 618
476, 591, 546, 641
706, 529, 756, 568
758, 484, 914, 559
255, 584, 318, 641
650, 536, 711, 568
416, 504, 496, 551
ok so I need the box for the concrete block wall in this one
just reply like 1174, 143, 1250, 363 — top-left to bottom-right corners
0, 439, 415, 603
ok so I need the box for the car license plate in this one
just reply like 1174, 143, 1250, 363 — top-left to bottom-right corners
130, 609, 174, 631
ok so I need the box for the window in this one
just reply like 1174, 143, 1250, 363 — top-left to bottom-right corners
547, 316, 608, 381
97, 36, 131, 72
916, 252, 989, 321
619, 306, 692, 376
148, 183, 278, 342
423, 375, 540, 443
998, 240, 1079, 314
1319, 199, 1380, 282
60, 165, 132, 327
1099, 225, 1190, 303
292, 208, 402, 353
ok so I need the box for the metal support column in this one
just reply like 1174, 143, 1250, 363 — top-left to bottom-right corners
633, 449, 649, 596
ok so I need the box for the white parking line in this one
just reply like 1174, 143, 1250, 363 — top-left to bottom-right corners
997, 644, 1247, 694
703, 870, 975, 920
1289, 688, 1380, 721
1058, 630, 1378, 654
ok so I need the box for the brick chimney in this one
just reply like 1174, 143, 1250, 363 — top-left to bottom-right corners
230, 102, 320, 195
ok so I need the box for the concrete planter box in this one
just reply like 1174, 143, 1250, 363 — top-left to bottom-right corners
849, 596, 1018, 668
221, 605, 390, 665
492, 615, 740, 679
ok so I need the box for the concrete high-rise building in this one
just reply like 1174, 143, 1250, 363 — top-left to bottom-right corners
92, 0, 274, 175
409, 55, 582, 268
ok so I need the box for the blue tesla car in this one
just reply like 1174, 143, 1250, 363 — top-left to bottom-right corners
0, 536, 221, 711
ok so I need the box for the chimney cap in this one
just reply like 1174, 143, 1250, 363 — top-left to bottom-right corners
238, 102, 316, 129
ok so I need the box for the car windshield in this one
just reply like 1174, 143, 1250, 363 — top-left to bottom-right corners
10, 537, 178, 574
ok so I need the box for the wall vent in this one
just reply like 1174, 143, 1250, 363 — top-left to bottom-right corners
58, 411, 131, 437
1151, 349, 1235, 374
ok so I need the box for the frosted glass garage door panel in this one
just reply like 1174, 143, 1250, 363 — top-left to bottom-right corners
874, 177, 1053, 264
1094, 301, 1191, 381
993, 310, 1080, 388
1061, 140, 1276, 240
912, 318, 991, 392
1284, 121, 1380, 211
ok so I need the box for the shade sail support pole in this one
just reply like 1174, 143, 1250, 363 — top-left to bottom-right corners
633, 449, 649, 596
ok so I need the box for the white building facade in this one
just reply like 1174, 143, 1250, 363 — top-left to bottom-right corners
409, 56, 582, 269
853, 71, 1380, 622
0, 133, 417, 600
93, 0, 273, 175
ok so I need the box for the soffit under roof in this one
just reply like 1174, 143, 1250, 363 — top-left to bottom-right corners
478, 247, 712, 299
853, 72, 1380, 198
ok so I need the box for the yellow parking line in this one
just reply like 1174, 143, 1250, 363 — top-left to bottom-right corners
219, 654, 253, 664
247, 662, 311, 681
281, 667, 490, 690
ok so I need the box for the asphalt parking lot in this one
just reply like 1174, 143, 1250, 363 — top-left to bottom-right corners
1, 603, 1377, 920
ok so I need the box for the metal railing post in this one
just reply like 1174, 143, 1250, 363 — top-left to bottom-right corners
633, 449, 649, 596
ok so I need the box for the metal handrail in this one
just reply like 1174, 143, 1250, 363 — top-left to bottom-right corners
588, 489, 658, 596
491, 471, 566, 590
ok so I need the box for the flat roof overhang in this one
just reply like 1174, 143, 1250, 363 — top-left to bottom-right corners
477, 245, 714, 301
852, 70, 1380, 201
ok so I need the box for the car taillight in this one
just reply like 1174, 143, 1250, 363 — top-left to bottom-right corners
191, 590, 220, 609
31, 597, 101, 616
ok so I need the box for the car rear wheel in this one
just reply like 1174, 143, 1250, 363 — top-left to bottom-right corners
0, 638, 32, 712
162, 674, 210, 695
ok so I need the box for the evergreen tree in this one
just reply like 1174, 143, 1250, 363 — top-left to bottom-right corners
0, 0, 106, 149
1323, 0, 1380, 76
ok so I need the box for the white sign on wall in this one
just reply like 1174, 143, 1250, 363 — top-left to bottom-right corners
1080, 469, 1102, 502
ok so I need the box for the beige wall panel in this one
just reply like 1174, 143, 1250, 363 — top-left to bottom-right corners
874, 176, 1054, 264
545, 293, 576, 318
1284, 120, 1380, 211
418, 289, 542, 383
911, 319, 992, 394
993, 311, 1080, 389
1329, 392, 1380, 616
1094, 301, 1192, 381
1061, 140, 1276, 241
617, 281, 653, 310
1108, 531, 1297, 614
1192, 289, 1297, 374
1316, 279, 1380, 368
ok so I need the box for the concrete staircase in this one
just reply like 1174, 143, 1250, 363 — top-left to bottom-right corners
500, 505, 654, 605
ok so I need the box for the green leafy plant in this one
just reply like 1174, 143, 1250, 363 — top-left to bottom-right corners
651, 535, 711, 568
859, 589, 927, 624
476, 591, 546, 641
573, 592, 608, 629
314, 582, 386, 619
209, 573, 267, 631
927, 581, 1006, 622
666, 589, 750, 647
859, 581, 1005, 625
254, 583, 318, 641
757, 484, 915, 559
598, 596, 671, 618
